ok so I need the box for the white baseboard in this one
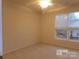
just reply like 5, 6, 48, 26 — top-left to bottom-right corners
4, 42, 38, 55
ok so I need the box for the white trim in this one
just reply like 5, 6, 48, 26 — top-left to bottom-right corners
4, 43, 38, 55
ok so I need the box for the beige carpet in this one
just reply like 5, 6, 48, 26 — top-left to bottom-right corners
3, 44, 79, 59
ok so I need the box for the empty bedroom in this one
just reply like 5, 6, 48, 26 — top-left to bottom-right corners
2, 0, 79, 59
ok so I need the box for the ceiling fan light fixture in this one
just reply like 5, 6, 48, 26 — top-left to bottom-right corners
38, 0, 53, 9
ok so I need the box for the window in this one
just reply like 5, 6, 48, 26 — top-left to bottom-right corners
56, 29, 67, 39
70, 30, 79, 39
68, 12, 79, 28
55, 12, 79, 40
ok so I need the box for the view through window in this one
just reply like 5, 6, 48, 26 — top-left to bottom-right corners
55, 12, 79, 40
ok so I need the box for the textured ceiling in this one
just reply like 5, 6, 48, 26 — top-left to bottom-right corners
7, 0, 79, 13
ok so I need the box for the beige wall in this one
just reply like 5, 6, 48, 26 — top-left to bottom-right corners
3, 0, 79, 54
3, 0, 41, 54
41, 4, 79, 50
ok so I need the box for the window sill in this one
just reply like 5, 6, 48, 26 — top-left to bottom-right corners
56, 38, 79, 42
